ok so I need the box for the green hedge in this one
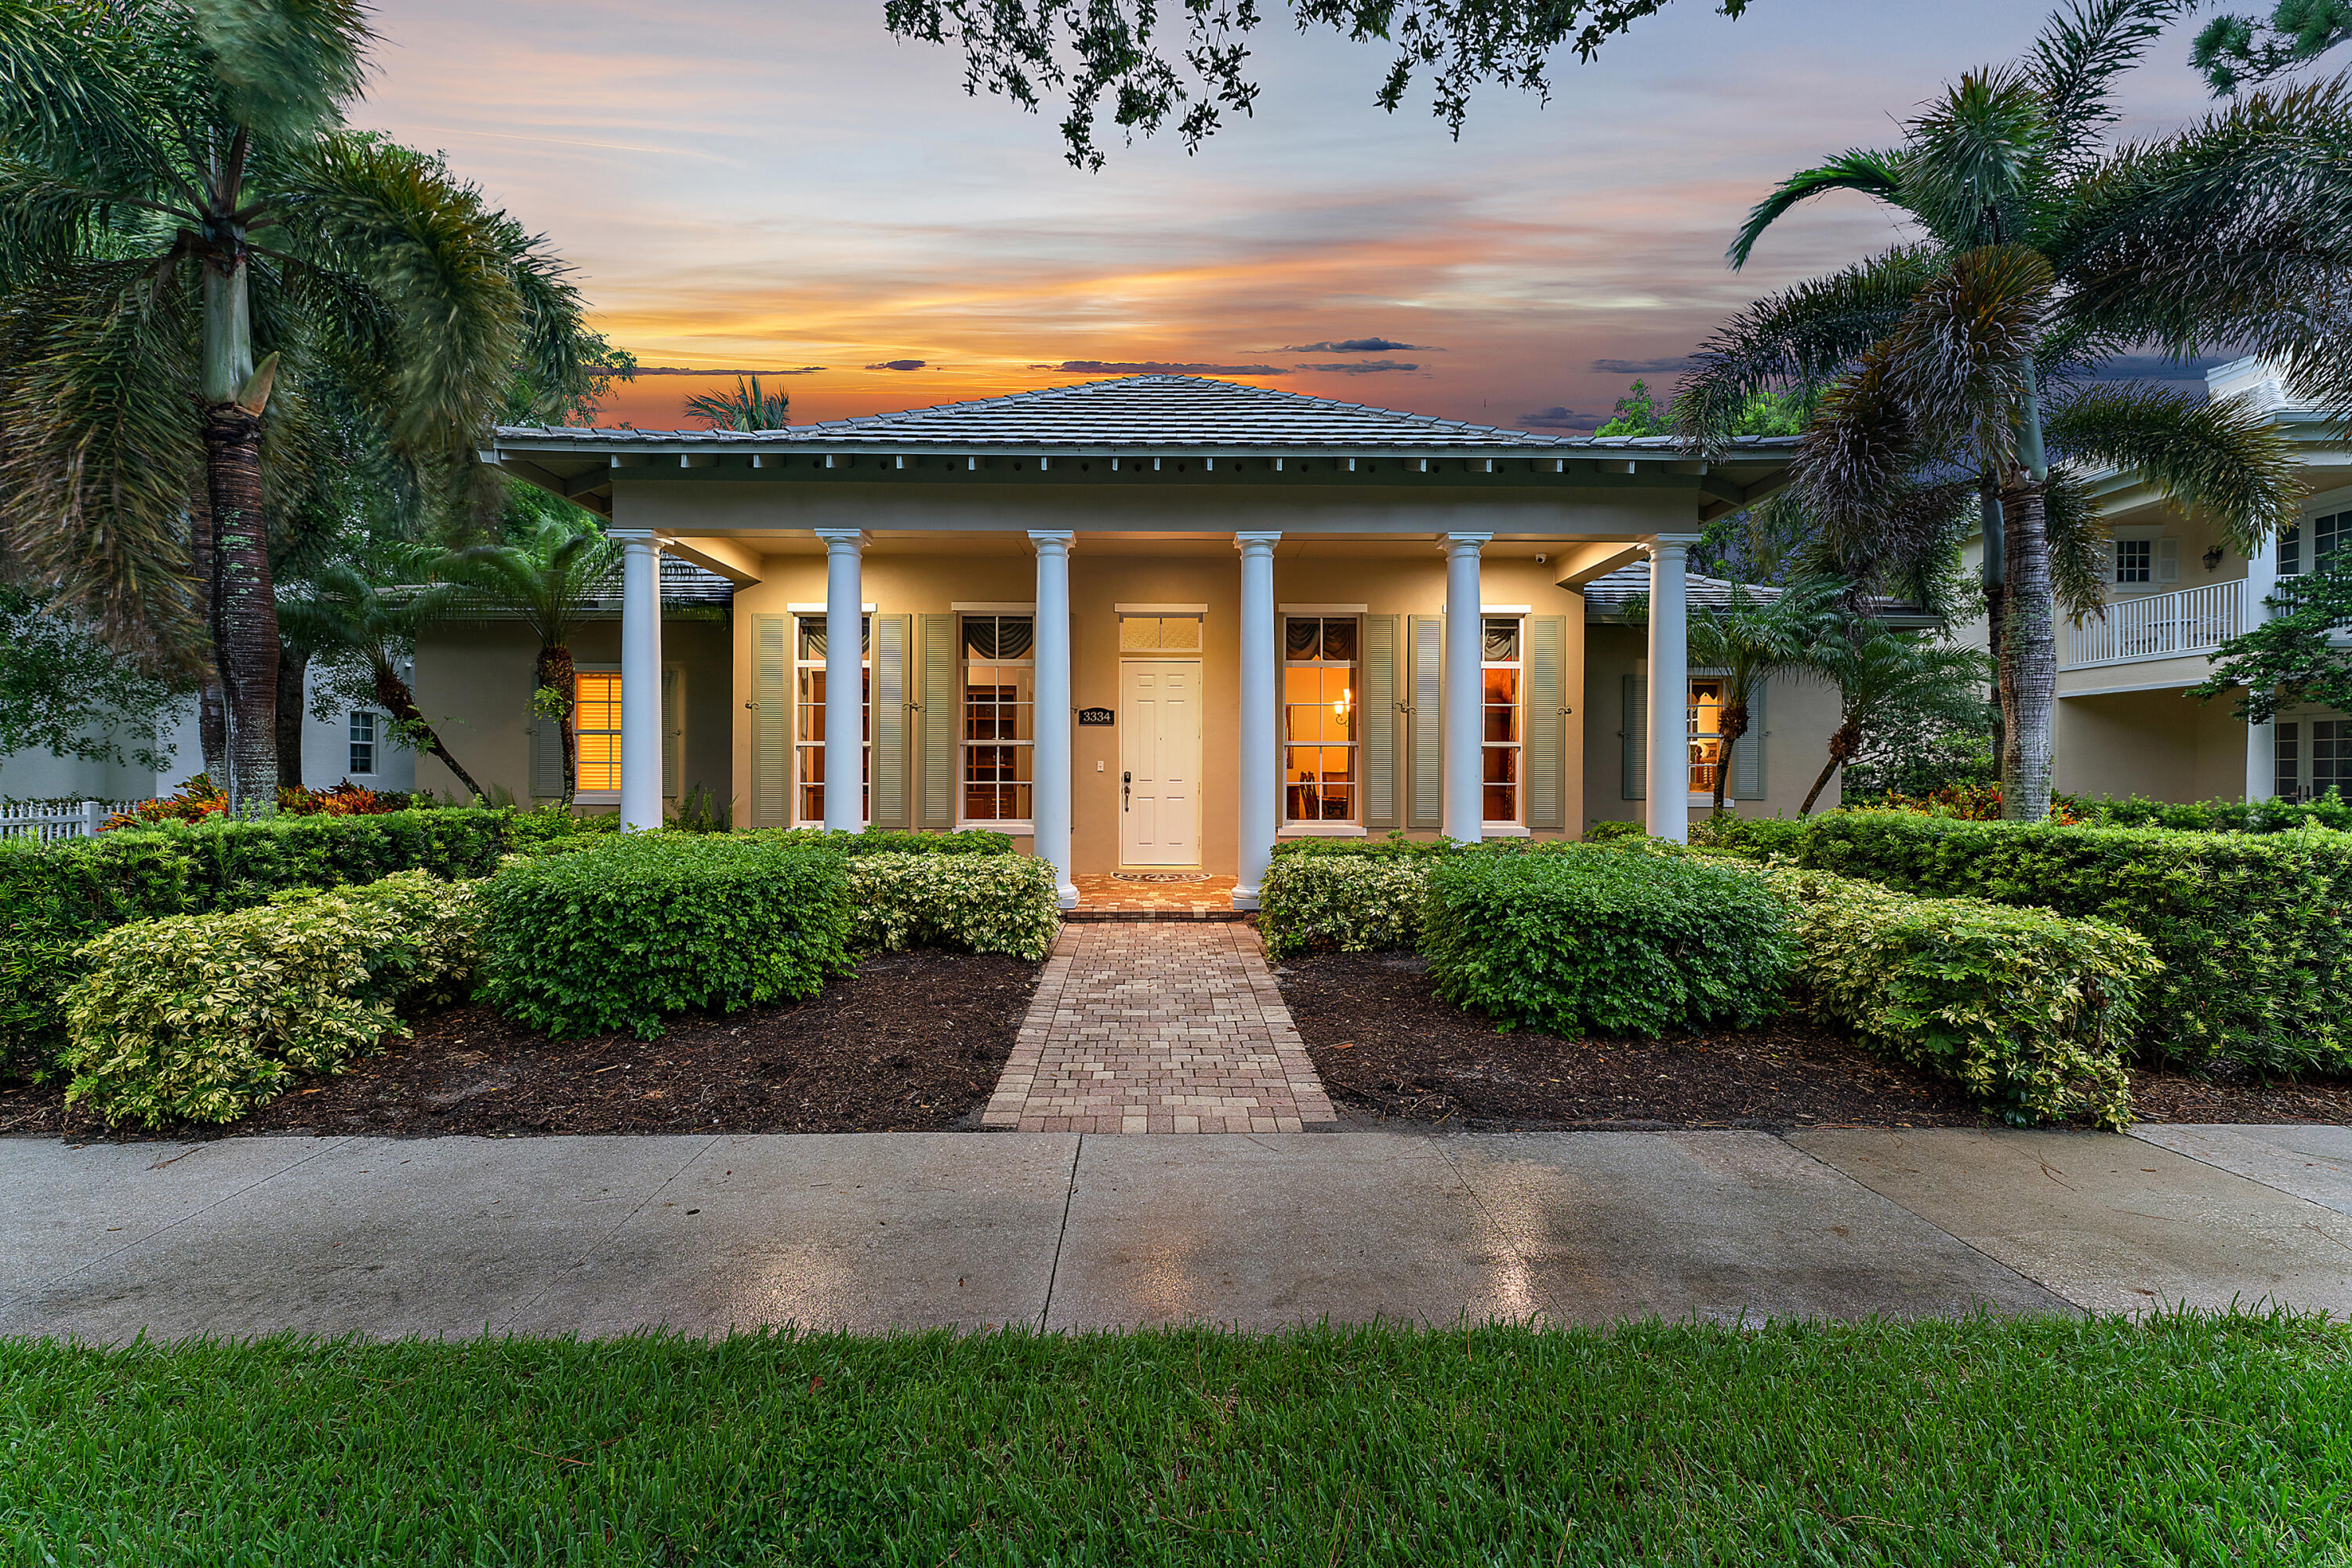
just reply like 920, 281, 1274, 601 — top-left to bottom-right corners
2076, 789, 2352, 833
1751, 864, 2152, 1128
1258, 856, 1429, 960
59, 872, 481, 1127
480, 836, 852, 1040
757, 828, 1016, 856
1769, 811, 2352, 1073
847, 855, 1061, 960
1, 809, 511, 1075
1421, 847, 1794, 1039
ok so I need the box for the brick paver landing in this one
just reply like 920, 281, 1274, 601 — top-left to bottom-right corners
982, 923, 1338, 1133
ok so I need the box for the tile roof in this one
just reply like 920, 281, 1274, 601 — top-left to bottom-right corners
1581, 564, 1932, 623
496, 374, 1737, 453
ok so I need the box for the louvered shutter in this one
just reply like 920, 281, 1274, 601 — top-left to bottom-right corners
529, 715, 561, 800
1732, 679, 1766, 800
919, 614, 957, 830
753, 615, 788, 826
1407, 615, 1443, 829
1361, 615, 1399, 829
660, 666, 682, 798
870, 614, 913, 829
2157, 537, 2180, 583
1526, 615, 1568, 829
1621, 673, 1647, 800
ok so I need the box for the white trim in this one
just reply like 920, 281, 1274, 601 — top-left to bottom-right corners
952, 601, 1036, 612
1481, 822, 1534, 838
575, 790, 619, 805
1115, 602, 1207, 614
1279, 602, 1368, 614
1480, 604, 1532, 615
788, 601, 876, 613
1277, 822, 1369, 838
964, 820, 1035, 834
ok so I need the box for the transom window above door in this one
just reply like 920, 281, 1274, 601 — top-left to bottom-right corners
961, 613, 1034, 826
1120, 614, 1202, 652
1283, 615, 1358, 822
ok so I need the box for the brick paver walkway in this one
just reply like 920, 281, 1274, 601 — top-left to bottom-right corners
982, 923, 1338, 1133
1069, 873, 1242, 921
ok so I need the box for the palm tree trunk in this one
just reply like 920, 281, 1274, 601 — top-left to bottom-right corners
536, 644, 578, 808
1800, 720, 1860, 815
188, 489, 227, 781
1998, 478, 2056, 822
205, 400, 278, 812
1713, 703, 1748, 815
1979, 471, 2006, 717
371, 664, 486, 800
275, 641, 309, 789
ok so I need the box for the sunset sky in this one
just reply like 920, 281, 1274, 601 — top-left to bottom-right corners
358, 0, 2223, 432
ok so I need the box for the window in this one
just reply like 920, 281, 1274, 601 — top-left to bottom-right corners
347, 711, 378, 777
2114, 538, 2152, 583
2281, 511, 2347, 576
575, 671, 622, 793
1119, 614, 1203, 652
1481, 617, 1523, 824
1283, 616, 1358, 822
961, 614, 1033, 823
795, 614, 870, 825
1687, 679, 1725, 797
2277, 718, 2350, 801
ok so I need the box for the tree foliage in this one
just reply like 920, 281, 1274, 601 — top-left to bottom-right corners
2193, 0, 2352, 92
684, 374, 789, 430
0, 587, 190, 773
882, 0, 1751, 167
2193, 557, 2352, 720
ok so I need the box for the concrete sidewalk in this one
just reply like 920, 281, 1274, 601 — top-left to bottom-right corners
2, 1126, 2347, 1341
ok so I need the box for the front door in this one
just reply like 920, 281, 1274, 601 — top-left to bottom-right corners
1118, 659, 1201, 866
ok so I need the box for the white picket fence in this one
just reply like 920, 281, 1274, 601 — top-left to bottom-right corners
0, 800, 126, 843
2064, 579, 2245, 669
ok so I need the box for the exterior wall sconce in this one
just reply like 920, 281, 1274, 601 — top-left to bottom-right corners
2203, 545, 2226, 572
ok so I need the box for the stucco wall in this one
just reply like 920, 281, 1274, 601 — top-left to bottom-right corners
2054, 688, 2250, 802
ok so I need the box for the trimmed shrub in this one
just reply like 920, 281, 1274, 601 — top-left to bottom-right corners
1583, 820, 1650, 842
58, 873, 480, 1127
1751, 865, 2153, 1129
1, 808, 510, 1075
2075, 790, 2352, 834
1269, 831, 1464, 861
768, 827, 1017, 856
1791, 811, 2352, 1073
1258, 855, 1429, 960
480, 835, 852, 1040
847, 855, 1060, 960
506, 805, 622, 853
1421, 846, 1794, 1038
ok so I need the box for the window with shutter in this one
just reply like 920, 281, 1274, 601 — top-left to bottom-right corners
794, 612, 870, 826
1407, 615, 1443, 829
1732, 680, 1767, 800
660, 666, 681, 798
575, 671, 622, 795
959, 613, 1035, 825
1361, 615, 1399, 829
1621, 673, 1646, 800
1525, 616, 1566, 829
753, 616, 789, 826
919, 614, 957, 829
870, 615, 912, 828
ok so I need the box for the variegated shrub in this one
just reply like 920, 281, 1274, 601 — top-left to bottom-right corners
1257, 855, 1431, 960
846, 855, 1061, 962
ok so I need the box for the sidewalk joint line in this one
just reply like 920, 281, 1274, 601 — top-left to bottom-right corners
1038, 1134, 1083, 1331
492, 1135, 720, 1335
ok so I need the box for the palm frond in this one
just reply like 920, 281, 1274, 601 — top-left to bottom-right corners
1726, 149, 1908, 270
187, 0, 370, 141
1878, 243, 2053, 463
2045, 383, 2302, 550
0, 0, 186, 201
685, 375, 792, 431
2041, 467, 2113, 619
1898, 68, 2056, 249
2028, 0, 2194, 167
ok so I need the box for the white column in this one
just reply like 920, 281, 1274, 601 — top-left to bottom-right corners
815, 530, 868, 833
617, 530, 665, 830
1029, 531, 1078, 909
1645, 535, 1697, 843
1441, 532, 1490, 844
1233, 531, 1283, 909
2244, 532, 2280, 801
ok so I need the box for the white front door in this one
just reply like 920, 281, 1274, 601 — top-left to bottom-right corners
1119, 659, 1201, 866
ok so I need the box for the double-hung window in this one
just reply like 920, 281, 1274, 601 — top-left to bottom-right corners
1481, 617, 1523, 825
347, 711, 378, 777
1283, 616, 1358, 822
794, 614, 869, 826
2281, 511, 2347, 576
575, 672, 623, 793
961, 614, 1034, 825
1687, 679, 1726, 797
2277, 717, 2350, 802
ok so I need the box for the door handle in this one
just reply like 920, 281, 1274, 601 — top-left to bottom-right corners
1122, 771, 1131, 810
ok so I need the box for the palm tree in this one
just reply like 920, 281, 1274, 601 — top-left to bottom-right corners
1686, 577, 1845, 816
439, 506, 621, 808
1799, 626, 1991, 815
685, 375, 790, 430
1678, 0, 2322, 821
0, 0, 598, 813
277, 558, 485, 800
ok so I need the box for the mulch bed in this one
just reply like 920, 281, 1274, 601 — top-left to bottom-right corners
0, 951, 1040, 1142
1276, 952, 2352, 1131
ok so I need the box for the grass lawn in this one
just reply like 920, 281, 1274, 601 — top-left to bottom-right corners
5, 1313, 2347, 1564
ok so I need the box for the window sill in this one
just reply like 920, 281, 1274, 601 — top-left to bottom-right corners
575, 792, 619, 805
1481, 823, 1533, 838
1278, 822, 1367, 838
962, 822, 1034, 834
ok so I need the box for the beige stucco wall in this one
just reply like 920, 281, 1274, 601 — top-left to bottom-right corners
2053, 688, 2249, 803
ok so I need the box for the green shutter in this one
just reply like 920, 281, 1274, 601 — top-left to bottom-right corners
871, 614, 913, 829
919, 613, 957, 830
1621, 673, 1646, 801
660, 666, 682, 799
754, 615, 788, 826
1732, 679, 1766, 800
1407, 615, 1443, 830
1526, 615, 1567, 829
528, 713, 561, 801
1361, 615, 1399, 829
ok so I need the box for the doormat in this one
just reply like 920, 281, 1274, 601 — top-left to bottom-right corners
1112, 873, 1215, 884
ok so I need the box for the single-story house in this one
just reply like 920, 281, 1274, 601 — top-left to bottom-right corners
455, 373, 1841, 908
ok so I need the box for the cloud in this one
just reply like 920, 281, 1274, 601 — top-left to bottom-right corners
1590, 357, 1699, 375
866, 358, 931, 370
1283, 337, 1439, 353
1518, 406, 1606, 430
1040, 360, 1288, 376
1294, 358, 1421, 374
606, 365, 826, 376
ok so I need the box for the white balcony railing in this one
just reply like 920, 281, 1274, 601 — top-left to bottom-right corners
2065, 579, 2244, 670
